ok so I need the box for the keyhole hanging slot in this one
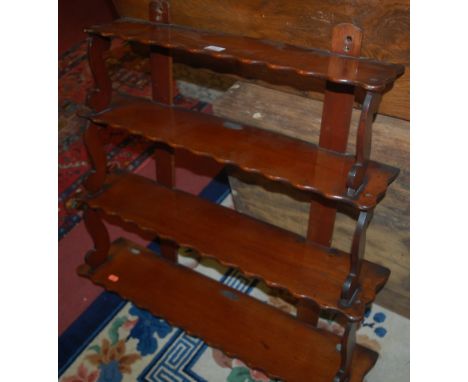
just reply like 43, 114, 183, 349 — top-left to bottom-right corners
344, 35, 353, 52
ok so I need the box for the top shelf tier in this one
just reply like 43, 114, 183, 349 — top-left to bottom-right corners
86, 18, 405, 92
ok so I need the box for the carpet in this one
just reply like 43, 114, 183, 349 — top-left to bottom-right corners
59, 177, 409, 382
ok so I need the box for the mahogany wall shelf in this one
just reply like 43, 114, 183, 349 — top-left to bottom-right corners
73, 3, 403, 381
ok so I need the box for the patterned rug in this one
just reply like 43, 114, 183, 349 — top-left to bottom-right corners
58, 40, 215, 240
58, 177, 409, 382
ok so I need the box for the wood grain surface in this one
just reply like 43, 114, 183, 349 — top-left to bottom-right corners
78, 237, 379, 382
79, 171, 390, 321
111, 0, 409, 120
214, 82, 409, 317
86, 19, 403, 92
86, 96, 399, 210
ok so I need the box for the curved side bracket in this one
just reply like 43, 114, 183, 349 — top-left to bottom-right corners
83, 122, 108, 193
83, 207, 111, 271
86, 34, 112, 112
340, 210, 373, 307
334, 321, 359, 382
83, 34, 112, 193
346, 91, 382, 196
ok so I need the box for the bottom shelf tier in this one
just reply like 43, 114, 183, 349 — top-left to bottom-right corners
78, 238, 378, 382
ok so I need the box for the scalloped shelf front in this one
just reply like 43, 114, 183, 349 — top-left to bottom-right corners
78, 237, 378, 382
86, 18, 404, 91
86, 97, 398, 210
80, 172, 390, 321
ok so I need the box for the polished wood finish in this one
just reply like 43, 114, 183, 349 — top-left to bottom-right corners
82, 207, 111, 268
296, 298, 321, 327
153, 143, 174, 186
83, 34, 113, 193
307, 23, 362, 248
78, 238, 379, 382
112, 0, 410, 120
79, 12, 402, 379
152, 142, 178, 266
340, 211, 373, 306
82, 122, 108, 193
213, 82, 410, 317
301, 24, 361, 322
148, 0, 178, 262
150, 46, 173, 104
149, 1, 173, 104
154, 142, 177, 261
347, 91, 382, 194
86, 34, 112, 111
78, 172, 390, 321
85, 18, 404, 92
86, 96, 399, 210
336, 321, 359, 382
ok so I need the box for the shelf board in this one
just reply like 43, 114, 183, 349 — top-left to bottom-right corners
86, 18, 404, 92
82, 172, 390, 321
87, 97, 398, 210
78, 238, 378, 382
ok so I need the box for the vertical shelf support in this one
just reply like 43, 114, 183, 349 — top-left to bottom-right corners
149, 0, 178, 262
301, 23, 362, 326
307, 23, 363, 248
83, 34, 112, 193
296, 298, 321, 327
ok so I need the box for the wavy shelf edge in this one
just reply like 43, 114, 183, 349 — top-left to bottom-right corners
80, 192, 389, 322
85, 18, 404, 92
86, 111, 397, 211
78, 265, 287, 382
77, 238, 379, 382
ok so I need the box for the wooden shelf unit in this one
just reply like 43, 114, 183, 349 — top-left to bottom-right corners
73, 3, 403, 381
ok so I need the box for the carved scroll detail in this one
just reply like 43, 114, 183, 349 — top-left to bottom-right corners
83, 208, 111, 270
334, 321, 359, 382
86, 35, 112, 111
340, 210, 373, 307
84, 34, 112, 193
347, 91, 382, 195
83, 122, 107, 193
